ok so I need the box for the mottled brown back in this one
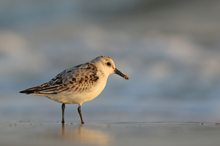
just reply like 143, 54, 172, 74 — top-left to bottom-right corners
20, 63, 99, 94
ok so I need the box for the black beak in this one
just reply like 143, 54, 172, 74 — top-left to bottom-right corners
115, 68, 129, 80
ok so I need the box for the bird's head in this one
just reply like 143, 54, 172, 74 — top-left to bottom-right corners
91, 56, 129, 80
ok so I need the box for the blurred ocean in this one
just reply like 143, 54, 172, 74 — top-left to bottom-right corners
0, 0, 220, 122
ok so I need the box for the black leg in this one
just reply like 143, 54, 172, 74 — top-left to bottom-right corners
77, 105, 85, 124
61, 103, 65, 124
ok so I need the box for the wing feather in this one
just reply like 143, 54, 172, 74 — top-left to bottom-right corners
20, 63, 99, 95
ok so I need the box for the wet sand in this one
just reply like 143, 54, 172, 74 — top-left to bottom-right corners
1, 121, 220, 146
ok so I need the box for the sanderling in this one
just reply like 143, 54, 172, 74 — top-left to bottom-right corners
20, 56, 129, 124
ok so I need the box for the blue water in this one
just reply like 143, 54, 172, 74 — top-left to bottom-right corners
0, 0, 220, 123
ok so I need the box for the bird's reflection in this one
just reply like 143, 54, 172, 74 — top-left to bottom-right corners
60, 123, 111, 146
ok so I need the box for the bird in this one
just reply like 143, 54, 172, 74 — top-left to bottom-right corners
20, 56, 129, 124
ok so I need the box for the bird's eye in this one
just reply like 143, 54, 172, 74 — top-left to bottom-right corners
106, 62, 111, 67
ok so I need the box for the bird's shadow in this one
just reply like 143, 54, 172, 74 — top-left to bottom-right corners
60, 123, 112, 146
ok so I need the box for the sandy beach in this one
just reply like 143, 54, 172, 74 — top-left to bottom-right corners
1, 121, 220, 146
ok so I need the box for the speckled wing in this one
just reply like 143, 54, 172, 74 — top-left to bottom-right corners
20, 63, 99, 95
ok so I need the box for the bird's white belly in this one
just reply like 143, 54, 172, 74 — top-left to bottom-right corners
47, 78, 107, 105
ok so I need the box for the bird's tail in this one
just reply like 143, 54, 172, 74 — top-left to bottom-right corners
19, 86, 40, 94
19, 82, 60, 95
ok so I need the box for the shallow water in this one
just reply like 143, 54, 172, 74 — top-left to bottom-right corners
1, 122, 220, 146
